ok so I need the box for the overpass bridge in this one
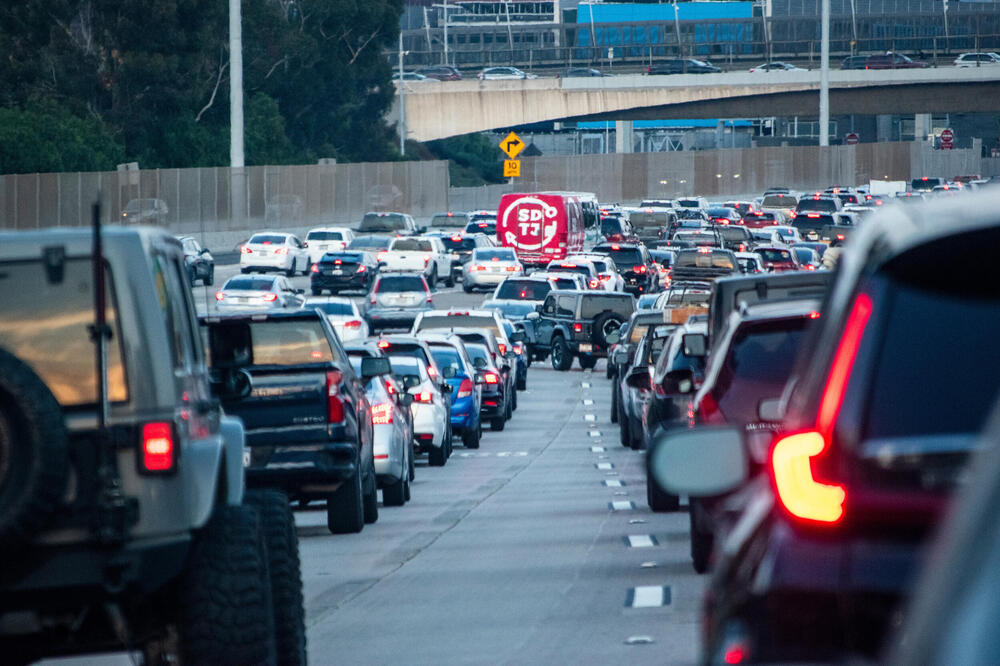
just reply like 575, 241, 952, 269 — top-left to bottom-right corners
393, 68, 1000, 142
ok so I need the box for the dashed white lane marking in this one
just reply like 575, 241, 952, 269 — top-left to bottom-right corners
629, 518, 647, 524
457, 451, 529, 458
605, 471, 619, 476
640, 562, 658, 569
626, 586, 671, 608
588, 430, 602, 438
625, 635, 655, 645
596, 462, 614, 470
613, 491, 628, 496
604, 479, 624, 487
590, 446, 606, 452
610, 500, 635, 511
584, 414, 597, 422
626, 534, 658, 548
581, 382, 591, 388
582, 399, 594, 406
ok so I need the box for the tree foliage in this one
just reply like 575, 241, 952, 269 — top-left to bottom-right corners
0, 0, 404, 173
426, 133, 506, 187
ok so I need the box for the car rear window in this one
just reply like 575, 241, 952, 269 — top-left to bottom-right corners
429, 348, 463, 375
360, 213, 408, 231
464, 343, 491, 367
249, 320, 334, 365
549, 264, 590, 276
795, 198, 837, 213
793, 213, 836, 226
494, 280, 552, 300
306, 231, 344, 241
474, 249, 516, 261
757, 249, 794, 262
601, 219, 625, 235
630, 212, 669, 228
441, 236, 477, 251
718, 227, 752, 242
675, 250, 734, 269
390, 238, 433, 252
348, 237, 391, 250
224, 277, 277, 291
762, 195, 796, 207
466, 222, 496, 234
596, 247, 642, 266
249, 234, 286, 244
0, 259, 129, 406
486, 301, 536, 318
417, 315, 499, 336
580, 295, 635, 319
320, 252, 365, 264
377, 275, 427, 292
431, 214, 468, 228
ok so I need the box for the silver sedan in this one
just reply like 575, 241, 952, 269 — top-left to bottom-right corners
462, 248, 523, 292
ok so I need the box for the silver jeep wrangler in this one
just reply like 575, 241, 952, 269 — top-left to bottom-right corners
0, 227, 305, 664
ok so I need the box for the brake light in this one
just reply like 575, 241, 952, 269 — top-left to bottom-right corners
240, 246, 253, 254
805, 264, 816, 270
215, 292, 225, 301
457, 378, 474, 398
505, 266, 518, 272
334, 258, 342, 265
599, 274, 611, 281
311, 264, 319, 273
451, 235, 462, 241
141, 422, 176, 473
611, 244, 621, 250
262, 293, 278, 302
424, 254, 431, 265
836, 234, 846, 240
377, 340, 391, 349
771, 431, 845, 523
632, 265, 647, 273
498, 343, 507, 355
470, 265, 485, 271
344, 319, 362, 328
818, 293, 871, 434
377, 251, 388, 262
326, 370, 345, 423
589, 278, 600, 288
806, 213, 821, 218
483, 372, 499, 384
698, 247, 711, 254
416, 390, 434, 403
426, 365, 438, 379
371, 402, 393, 425
573, 323, 583, 333
274, 247, 289, 255
810, 311, 821, 319
356, 264, 367, 273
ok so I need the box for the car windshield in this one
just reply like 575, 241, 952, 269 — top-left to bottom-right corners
249, 320, 334, 365
580, 296, 634, 319
224, 277, 277, 291
349, 237, 391, 250
391, 238, 433, 252
675, 251, 734, 269
757, 249, 794, 262
248, 234, 287, 245
494, 280, 552, 300
712, 318, 809, 423
306, 231, 344, 241
429, 348, 463, 375
474, 249, 516, 261
377, 276, 426, 292
430, 214, 467, 228
360, 213, 408, 231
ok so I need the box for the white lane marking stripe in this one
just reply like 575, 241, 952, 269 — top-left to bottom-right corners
627, 586, 670, 608
596, 462, 613, 470
581, 382, 591, 388
583, 399, 595, 406
626, 535, 657, 548
610, 500, 635, 510
584, 414, 597, 422
588, 430, 601, 437
590, 446, 605, 452
604, 479, 624, 487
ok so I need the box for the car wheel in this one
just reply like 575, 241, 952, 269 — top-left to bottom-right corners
690, 503, 713, 574
550, 336, 572, 371
517, 374, 526, 391
408, 441, 415, 481
204, 267, 214, 286
578, 356, 597, 370
427, 267, 437, 289
646, 474, 680, 512
463, 421, 481, 449
619, 403, 631, 448
511, 387, 518, 411
629, 419, 644, 451
326, 468, 364, 534
286, 259, 296, 278
428, 443, 446, 467
382, 472, 406, 507
610, 386, 619, 423
445, 271, 455, 288
362, 471, 379, 524
462, 282, 473, 293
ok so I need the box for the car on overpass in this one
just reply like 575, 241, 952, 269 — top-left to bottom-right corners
478, 66, 537, 80
648, 59, 721, 75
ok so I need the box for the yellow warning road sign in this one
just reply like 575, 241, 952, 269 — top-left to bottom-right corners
500, 132, 525, 159
503, 160, 521, 178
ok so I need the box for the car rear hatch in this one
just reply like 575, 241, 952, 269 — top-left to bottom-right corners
317, 257, 361, 277
377, 290, 425, 308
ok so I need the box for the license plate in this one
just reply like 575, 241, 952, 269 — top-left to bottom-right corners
242, 449, 251, 467
237, 297, 248, 303
332, 269, 343, 275
578, 343, 593, 353
807, 232, 819, 240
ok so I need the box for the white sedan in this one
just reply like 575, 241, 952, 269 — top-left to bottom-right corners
564, 253, 625, 292
749, 62, 807, 73
462, 248, 523, 292
478, 67, 537, 80
215, 275, 304, 310
389, 356, 451, 467
240, 231, 310, 276
304, 296, 369, 343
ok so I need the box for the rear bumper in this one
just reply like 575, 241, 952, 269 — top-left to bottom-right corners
245, 440, 358, 493
569, 339, 608, 359
479, 389, 504, 418
372, 425, 404, 481
312, 273, 369, 290
241, 255, 293, 270
449, 395, 478, 429
366, 308, 426, 329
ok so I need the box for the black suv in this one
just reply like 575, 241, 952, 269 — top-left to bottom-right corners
529, 290, 635, 371
649, 191, 1000, 663
591, 242, 659, 295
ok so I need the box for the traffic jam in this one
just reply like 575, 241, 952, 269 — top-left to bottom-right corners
2, 177, 998, 665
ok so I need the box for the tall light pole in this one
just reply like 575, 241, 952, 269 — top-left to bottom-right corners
398, 32, 407, 156
443, 0, 449, 66
673, 2, 683, 58
229, 0, 245, 223
819, 0, 830, 146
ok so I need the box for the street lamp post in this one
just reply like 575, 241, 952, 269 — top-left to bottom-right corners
229, 0, 246, 224
819, 0, 830, 147
398, 32, 407, 156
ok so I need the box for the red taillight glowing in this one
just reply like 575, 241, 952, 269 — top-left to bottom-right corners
505, 266, 518, 272
326, 370, 345, 423
836, 234, 846, 241
483, 372, 499, 384
723, 643, 748, 664
698, 247, 711, 254
372, 402, 394, 425
632, 265, 647, 273
809, 311, 821, 319
377, 340, 391, 349
498, 343, 507, 355
611, 244, 621, 250
357, 264, 367, 273
334, 259, 342, 265
311, 264, 319, 273
599, 274, 611, 281
344, 319, 362, 328
572, 323, 583, 333
457, 378, 474, 398
589, 278, 599, 288
377, 251, 388, 262
240, 246, 253, 254
470, 265, 485, 271
426, 365, 438, 379
141, 422, 175, 473
215, 292, 225, 301
262, 293, 278, 302
416, 390, 434, 403
817, 293, 871, 434
771, 431, 846, 523
274, 247, 289, 255
424, 254, 431, 265
451, 235, 462, 241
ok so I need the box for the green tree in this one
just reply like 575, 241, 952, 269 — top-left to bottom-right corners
426, 133, 506, 186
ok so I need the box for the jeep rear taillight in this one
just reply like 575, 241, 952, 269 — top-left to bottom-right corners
141, 422, 176, 473
326, 370, 345, 423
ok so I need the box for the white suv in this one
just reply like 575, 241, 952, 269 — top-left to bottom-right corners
382, 236, 453, 288
305, 227, 355, 264
240, 232, 311, 276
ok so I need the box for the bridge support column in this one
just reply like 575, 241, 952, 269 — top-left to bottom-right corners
876, 115, 894, 143
615, 120, 634, 154
914, 113, 932, 142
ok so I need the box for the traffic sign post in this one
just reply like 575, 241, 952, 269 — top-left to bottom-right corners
500, 131, 524, 159
845, 132, 859, 146
503, 160, 521, 178
940, 128, 954, 150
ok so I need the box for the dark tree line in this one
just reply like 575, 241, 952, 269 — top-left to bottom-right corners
0, 0, 404, 173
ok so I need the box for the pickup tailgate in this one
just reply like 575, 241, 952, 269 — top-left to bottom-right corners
230, 366, 333, 447
383, 251, 428, 271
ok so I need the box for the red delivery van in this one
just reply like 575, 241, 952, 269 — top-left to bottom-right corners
497, 192, 588, 268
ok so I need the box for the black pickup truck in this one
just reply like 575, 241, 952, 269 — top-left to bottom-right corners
202, 310, 378, 535
670, 247, 739, 283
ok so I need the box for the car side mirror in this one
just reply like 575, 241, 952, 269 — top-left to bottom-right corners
510, 331, 527, 343
526, 312, 540, 321
661, 368, 695, 394
758, 397, 785, 422
199, 248, 210, 255
442, 366, 457, 379
625, 369, 650, 391
400, 393, 414, 407
418, 226, 427, 234
682, 333, 708, 357
606, 330, 621, 345
612, 348, 629, 366
474, 373, 486, 385
647, 426, 748, 497
208, 322, 254, 369
361, 356, 392, 379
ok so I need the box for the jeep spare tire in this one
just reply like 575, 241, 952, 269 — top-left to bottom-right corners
0, 348, 69, 548
591, 311, 626, 348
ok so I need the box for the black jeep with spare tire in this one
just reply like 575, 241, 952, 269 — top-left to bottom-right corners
0, 225, 305, 665
527, 290, 635, 371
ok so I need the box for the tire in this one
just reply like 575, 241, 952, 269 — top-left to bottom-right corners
610, 384, 619, 423
606, 361, 614, 379
179, 504, 277, 665
244, 490, 307, 666
690, 503, 713, 574
646, 475, 680, 512
511, 386, 518, 411
463, 421, 481, 449
204, 267, 214, 286
286, 259, 297, 278
0, 349, 69, 548
550, 336, 572, 371
404, 474, 411, 502
240, 267, 250, 274
619, 403, 631, 448
591, 310, 627, 348
326, 468, 364, 534
628, 419, 644, 451
428, 443, 446, 467
363, 471, 379, 524
427, 267, 437, 289
408, 442, 415, 481
578, 356, 597, 370
491, 413, 506, 431
445, 270, 455, 288
383, 471, 406, 506
517, 375, 526, 391
462, 282, 473, 294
